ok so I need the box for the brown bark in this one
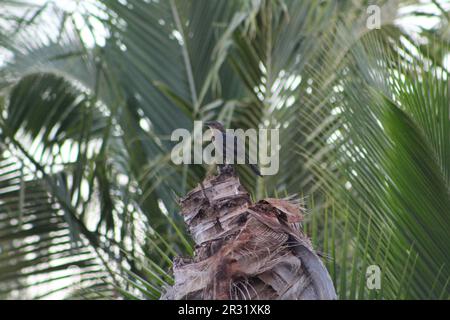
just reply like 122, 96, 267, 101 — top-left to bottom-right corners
162, 167, 336, 300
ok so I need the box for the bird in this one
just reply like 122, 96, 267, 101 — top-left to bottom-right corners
204, 121, 262, 176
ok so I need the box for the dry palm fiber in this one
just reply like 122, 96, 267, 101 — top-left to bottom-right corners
162, 168, 336, 300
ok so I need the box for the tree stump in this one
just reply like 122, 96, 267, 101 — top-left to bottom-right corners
162, 169, 336, 300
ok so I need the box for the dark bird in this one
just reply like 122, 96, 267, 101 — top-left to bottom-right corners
204, 121, 262, 176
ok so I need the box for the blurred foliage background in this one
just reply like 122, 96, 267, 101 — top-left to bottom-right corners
0, 0, 449, 299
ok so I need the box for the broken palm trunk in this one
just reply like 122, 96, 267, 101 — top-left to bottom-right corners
162, 168, 336, 300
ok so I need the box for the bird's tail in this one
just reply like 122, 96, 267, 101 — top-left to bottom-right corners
249, 163, 262, 177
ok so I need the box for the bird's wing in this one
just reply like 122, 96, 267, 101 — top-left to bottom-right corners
223, 134, 262, 176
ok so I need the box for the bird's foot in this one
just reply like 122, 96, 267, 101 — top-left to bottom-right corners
218, 164, 235, 176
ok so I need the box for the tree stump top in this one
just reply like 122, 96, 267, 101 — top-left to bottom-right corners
162, 170, 336, 300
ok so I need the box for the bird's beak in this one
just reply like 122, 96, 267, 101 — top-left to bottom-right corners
203, 121, 213, 127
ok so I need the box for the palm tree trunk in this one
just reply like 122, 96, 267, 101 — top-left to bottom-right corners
162, 167, 336, 300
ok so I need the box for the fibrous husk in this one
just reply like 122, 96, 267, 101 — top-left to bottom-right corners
161, 168, 336, 300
